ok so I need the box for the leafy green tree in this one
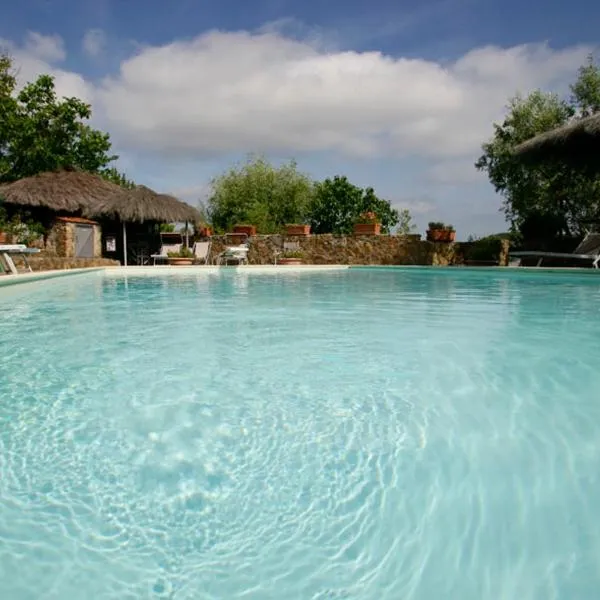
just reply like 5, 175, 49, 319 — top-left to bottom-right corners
571, 54, 600, 117
207, 155, 314, 233
476, 56, 600, 239
100, 167, 136, 189
0, 53, 132, 185
308, 176, 402, 234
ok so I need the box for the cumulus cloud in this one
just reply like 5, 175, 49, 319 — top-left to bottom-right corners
23, 31, 65, 63
95, 30, 594, 162
1, 33, 93, 102
2, 28, 595, 180
82, 29, 106, 58
427, 160, 487, 185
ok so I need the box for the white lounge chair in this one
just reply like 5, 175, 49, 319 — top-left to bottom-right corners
0, 244, 41, 275
151, 232, 185, 265
510, 232, 600, 268
192, 241, 211, 265
216, 234, 250, 265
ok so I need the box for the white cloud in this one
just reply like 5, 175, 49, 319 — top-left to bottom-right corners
94, 30, 594, 164
396, 198, 436, 215
23, 31, 66, 63
427, 159, 486, 185
82, 29, 106, 58
1, 34, 93, 103
2, 29, 596, 190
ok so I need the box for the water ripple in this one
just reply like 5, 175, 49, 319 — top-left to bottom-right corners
1, 269, 600, 599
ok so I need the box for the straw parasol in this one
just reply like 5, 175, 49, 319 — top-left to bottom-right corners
0, 168, 127, 213
87, 184, 200, 223
514, 113, 600, 165
86, 184, 200, 266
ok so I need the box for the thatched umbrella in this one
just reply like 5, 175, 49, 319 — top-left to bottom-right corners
0, 168, 127, 213
88, 185, 199, 223
86, 185, 200, 265
514, 113, 600, 166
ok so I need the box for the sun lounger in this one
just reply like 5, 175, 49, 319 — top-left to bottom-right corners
510, 232, 600, 268
216, 234, 250, 265
192, 241, 211, 265
151, 232, 184, 265
0, 244, 41, 275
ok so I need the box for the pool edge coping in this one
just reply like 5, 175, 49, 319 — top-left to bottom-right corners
0, 268, 105, 288
2, 263, 599, 289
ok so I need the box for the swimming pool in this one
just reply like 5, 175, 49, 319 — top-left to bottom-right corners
1, 267, 600, 599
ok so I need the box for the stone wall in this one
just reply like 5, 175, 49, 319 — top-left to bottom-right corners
206, 234, 510, 266
28, 256, 120, 272
44, 218, 102, 258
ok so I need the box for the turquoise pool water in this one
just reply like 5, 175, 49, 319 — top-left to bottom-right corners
1, 268, 600, 599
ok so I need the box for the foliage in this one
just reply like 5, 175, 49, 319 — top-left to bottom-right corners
463, 234, 506, 262
0, 204, 47, 245
428, 221, 455, 231
396, 209, 415, 235
571, 54, 600, 117
0, 53, 133, 186
100, 167, 136, 189
167, 246, 194, 258
159, 223, 176, 232
280, 249, 304, 259
475, 55, 600, 242
356, 211, 379, 224
309, 176, 401, 234
207, 155, 314, 233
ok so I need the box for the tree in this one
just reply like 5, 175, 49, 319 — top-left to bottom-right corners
100, 167, 136, 189
476, 56, 600, 240
207, 155, 314, 233
571, 54, 600, 117
308, 175, 402, 234
0, 54, 132, 185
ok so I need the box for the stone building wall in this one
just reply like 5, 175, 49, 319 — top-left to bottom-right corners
205, 234, 510, 266
44, 217, 102, 258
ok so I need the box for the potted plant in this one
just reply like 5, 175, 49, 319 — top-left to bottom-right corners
426, 222, 456, 243
167, 246, 194, 265
353, 211, 381, 235
278, 249, 305, 265
285, 223, 311, 236
197, 223, 213, 237
233, 224, 257, 237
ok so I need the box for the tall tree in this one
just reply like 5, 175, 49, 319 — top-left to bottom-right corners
207, 155, 314, 233
309, 176, 402, 234
475, 56, 600, 239
571, 54, 600, 117
0, 54, 132, 185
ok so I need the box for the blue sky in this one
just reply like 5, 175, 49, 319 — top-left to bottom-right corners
1, 0, 598, 237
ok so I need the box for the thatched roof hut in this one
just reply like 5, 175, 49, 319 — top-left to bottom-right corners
0, 169, 126, 213
514, 113, 600, 165
88, 185, 200, 223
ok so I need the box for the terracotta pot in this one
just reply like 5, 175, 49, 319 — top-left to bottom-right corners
278, 258, 303, 265
198, 227, 212, 237
427, 229, 456, 243
286, 224, 311, 236
233, 224, 257, 237
168, 257, 194, 266
353, 223, 381, 236
0, 231, 6, 244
